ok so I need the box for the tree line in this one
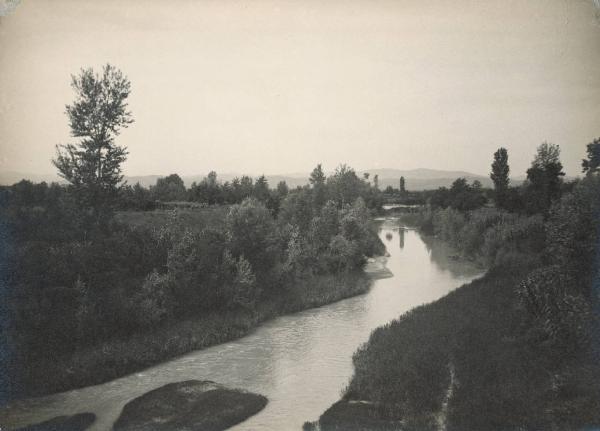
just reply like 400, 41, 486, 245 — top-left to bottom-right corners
419, 138, 600, 345
118, 163, 384, 214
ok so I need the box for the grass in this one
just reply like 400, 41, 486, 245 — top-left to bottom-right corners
17, 270, 374, 398
112, 380, 267, 431
313, 263, 600, 431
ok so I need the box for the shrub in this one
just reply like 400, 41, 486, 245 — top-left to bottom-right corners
432, 208, 466, 246
135, 270, 173, 327
481, 213, 545, 266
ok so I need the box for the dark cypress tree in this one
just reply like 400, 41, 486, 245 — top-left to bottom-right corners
490, 147, 510, 208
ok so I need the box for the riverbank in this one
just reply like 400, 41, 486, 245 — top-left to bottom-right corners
311, 202, 600, 430
2, 220, 488, 431
314, 262, 600, 430
310, 264, 546, 431
14, 268, 383, 400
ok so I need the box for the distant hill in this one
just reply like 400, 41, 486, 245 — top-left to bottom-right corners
1, 168, 528, 191
356, 168, 495, 190
0, 171, 65, 186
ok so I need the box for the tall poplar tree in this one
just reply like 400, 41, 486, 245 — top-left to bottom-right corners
490, 147, 510, 208
53, 64, 133, 214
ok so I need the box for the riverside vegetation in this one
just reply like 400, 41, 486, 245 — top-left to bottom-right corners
310, 140, 600, 431
1, 169, 385, 399
2, 64, 599, 431
0, 66, 384, 400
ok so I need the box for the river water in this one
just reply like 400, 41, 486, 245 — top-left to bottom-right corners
1, 218, 483, 431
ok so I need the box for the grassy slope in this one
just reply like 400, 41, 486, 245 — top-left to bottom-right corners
313, 262, 600, 431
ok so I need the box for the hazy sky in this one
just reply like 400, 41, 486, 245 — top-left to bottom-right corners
1, 0, 599, 177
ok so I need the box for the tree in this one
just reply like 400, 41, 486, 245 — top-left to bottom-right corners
253, 175, 270, 202
53, 64, 133, 212
519, 174, 600, 348
447, 178, 486, 211
119, 182, 154, 210
190, 171, 223, 204
266, 181, 289, 216
239, 176, 254, 201
327, 164, 362, 207
276, 181, 289, 196
490, 147, 510, 208
309, 200, 340, 253
373, 174, 379, 190
153, 174, 187, 201
309, 164, 327, 209
400, 176, 406, 194
582, 137, 600, 176
327, 234, 355, 273
279, 187, 314, 233
226, 198, 278, 282
135, 270, 173, 327
309, 164, 326, 186
221, 251, 259, 310
525, 142, 565, 214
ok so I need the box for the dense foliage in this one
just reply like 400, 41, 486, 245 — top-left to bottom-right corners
315, 140, 600, 431
2, 65, 388, 400
0, 162, 384, 399
490, 147, 510, 209
117, 164, 385, 214
53, 64, 133, 215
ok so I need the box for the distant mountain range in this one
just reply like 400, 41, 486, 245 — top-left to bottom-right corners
0, 168, 528, 191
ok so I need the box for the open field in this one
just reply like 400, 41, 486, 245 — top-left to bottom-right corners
115, 206, 230, 232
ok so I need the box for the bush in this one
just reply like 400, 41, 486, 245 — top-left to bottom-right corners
481, 213, 545, 266
5, 174, 388, 399
135, 270, 173, 327
432, 208, 466, 245
405, 206, 545, 268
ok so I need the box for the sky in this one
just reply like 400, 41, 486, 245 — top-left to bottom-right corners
0, 0, 599, 178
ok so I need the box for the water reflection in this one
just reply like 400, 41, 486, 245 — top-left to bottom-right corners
420, 234, 483, 279
0, 218, 483, 431
399, 227, 405, 249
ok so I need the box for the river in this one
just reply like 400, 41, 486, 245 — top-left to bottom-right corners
0, 218, 483, 431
